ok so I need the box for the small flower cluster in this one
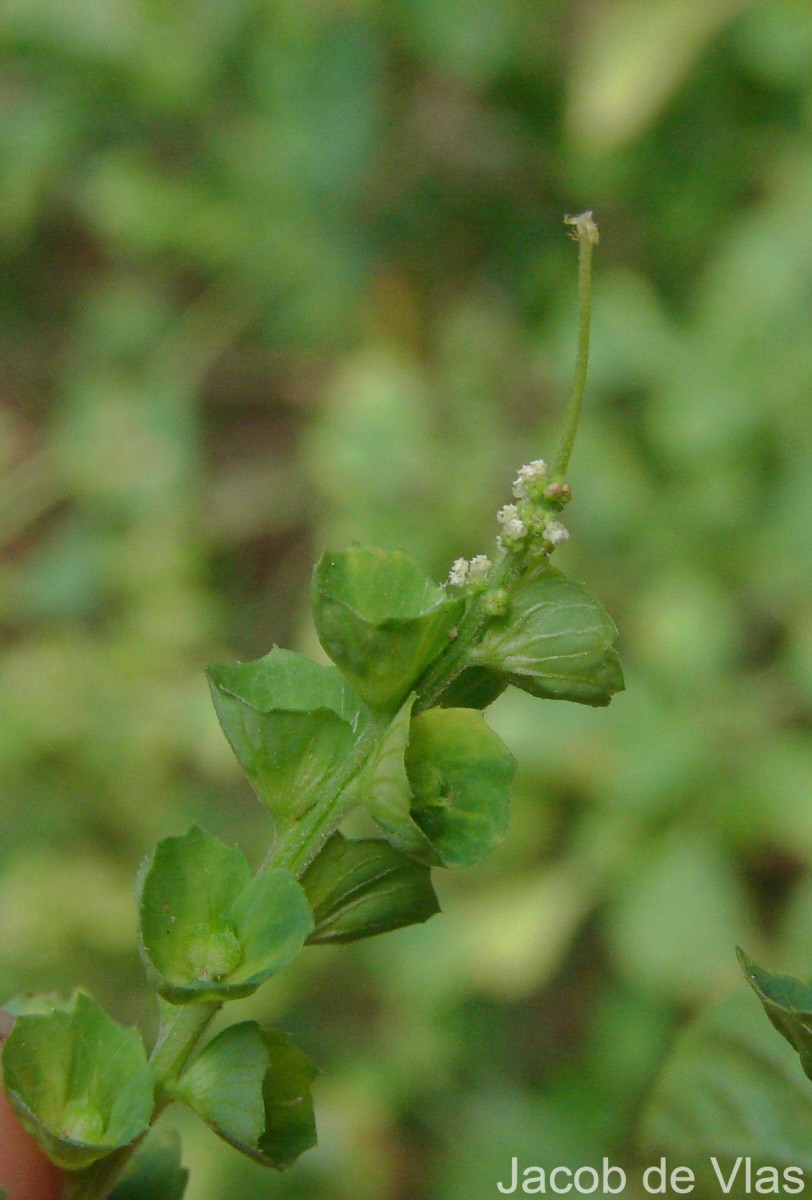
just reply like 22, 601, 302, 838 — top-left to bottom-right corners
496, 503, 526, 545
496, 458, 572, 553
448, 554, 493, 589
512, 458, 549, 500
446, 459, 573, 592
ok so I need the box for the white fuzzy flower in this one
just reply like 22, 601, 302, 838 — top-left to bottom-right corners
504, 517, 527, 541
545, 520, 569, 546
448, 558, 470, 587
513, 459, 548, 498
469, 554, 493, 580
497, 504, 519, 526
519, 459, 548, 483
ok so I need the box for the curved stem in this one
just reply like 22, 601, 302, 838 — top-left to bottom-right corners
553, 212, 599, 480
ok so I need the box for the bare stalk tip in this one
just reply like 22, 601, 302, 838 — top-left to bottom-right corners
563, 211, 599, 245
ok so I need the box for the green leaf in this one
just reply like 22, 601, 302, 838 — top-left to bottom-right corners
405, 708, 515, 868
312, 545, 464, 711
738, 948, 812, 1078
359, 700, 515, 868
435, 666, 509, 710
301, 833, 440, 944
1, 993, 154, 1171
640, 989, 812, 1195
207, 647, 362, 829
171, 1023, 316, 1170
109, 1130, 188, 1200
356, 695, 434, 860
472, 566, 624, 706
138, 826, 314, 1004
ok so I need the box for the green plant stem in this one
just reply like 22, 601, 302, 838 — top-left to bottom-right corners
149, 999, 220, 1089
553, 214, 597, 481
418, 215, 599, 711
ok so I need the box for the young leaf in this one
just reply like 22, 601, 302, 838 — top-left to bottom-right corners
138, 826, 314, 1004
641, 989, 812, 1191
358, 700, 515, 869
207, 647, 362, 829
312, 545, 464, 711
738, 948, 812, 1079
109, 1129, 188, 1200
471, 566, 624, 706
301, 833, 440, 944
1, 993, 154, 1171
171, 1023, 316, 1169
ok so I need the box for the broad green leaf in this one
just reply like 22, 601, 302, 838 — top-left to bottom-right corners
738, 949, 812, 1078
359, 701, 514, 868
472, 566, 624, 706
1, 993, 154, 1171
641, 989, 812, 1196
207, 647, 362, 828
171, 1023, 316, 1169
208, 646, 363, 726
312, 545, 464, 711
138, 826, 313, 1004
301, 833, 439, 944
405, 708, 515, 868
109, 1129, 188, 1200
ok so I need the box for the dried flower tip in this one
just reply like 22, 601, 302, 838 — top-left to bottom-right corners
545, 520, 569, 546
448, 558, 470, 587
469, 554, 493, 579
563, 211, 599, 245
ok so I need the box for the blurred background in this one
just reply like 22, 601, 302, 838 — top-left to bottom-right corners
3, 0, 812, 1195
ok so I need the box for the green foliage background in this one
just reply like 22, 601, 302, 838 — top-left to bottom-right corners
3, 1, 812, 1194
